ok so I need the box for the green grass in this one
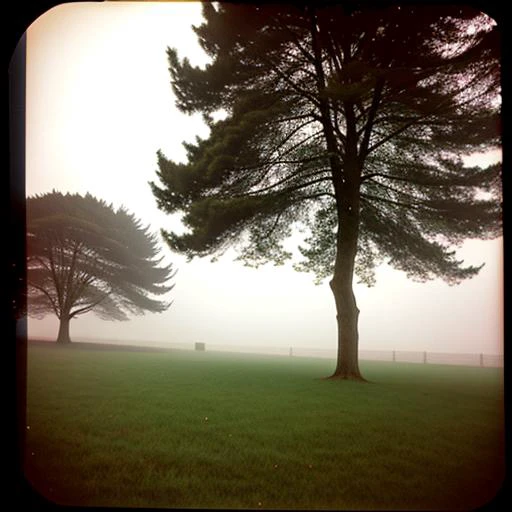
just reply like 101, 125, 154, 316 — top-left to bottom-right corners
24, 343, 504, 509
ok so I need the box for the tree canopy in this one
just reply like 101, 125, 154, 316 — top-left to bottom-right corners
151, 2, 501, 379
27, 191, 176, 343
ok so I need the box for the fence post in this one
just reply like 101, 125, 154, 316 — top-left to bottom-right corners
423, 351, 427, 364
480, 353, 484, 367
392, 350, 396, 362
289, 347, 293, 357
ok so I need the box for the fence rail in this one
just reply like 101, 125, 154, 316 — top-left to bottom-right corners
194, 343, 504, 368
30, 336, 504, 368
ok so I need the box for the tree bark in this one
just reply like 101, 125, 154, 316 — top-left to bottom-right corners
329, 275, 365, 380
56, 315, 71, 344
327, 153, 366, 381
328, 210, 366, 381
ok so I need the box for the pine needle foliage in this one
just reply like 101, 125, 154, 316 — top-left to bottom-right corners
152, 3, 500, 283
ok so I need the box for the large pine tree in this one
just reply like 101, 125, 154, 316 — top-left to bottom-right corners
27, 191, 176, 343
151, 3, 501, 380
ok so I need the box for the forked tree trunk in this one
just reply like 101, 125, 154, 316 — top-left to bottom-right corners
56, 315, 71, 344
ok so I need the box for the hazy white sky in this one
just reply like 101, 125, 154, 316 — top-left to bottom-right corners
26, 1, 503, 354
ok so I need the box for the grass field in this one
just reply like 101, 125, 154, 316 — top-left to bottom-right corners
24, 342, 504, 510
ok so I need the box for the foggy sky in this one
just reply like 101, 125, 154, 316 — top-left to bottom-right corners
25, 2, 503, 355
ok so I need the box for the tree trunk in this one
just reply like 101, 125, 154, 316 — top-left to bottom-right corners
56, 315, 71, 344
327, 189, 366, 381
307, 7, 365, 380
329, 274, 365, 381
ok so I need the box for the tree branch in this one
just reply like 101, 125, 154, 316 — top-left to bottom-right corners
332, 111, 347, 147
360, 192, 427, 211
368, 80, 496, 155
360, 171, 461, 187
358, 78, 385, 162
244, 176, 333, 199
248, 168, 332, 195
69, 291, 110, 318
361, 172, 413, 184
268, 119, 321, 160
272, 130, 324, 162
265, 211, 284, 239
63, 241, 83, 314
47, 244, 64, 312
27, 281, 60, 316
271, 14, 317, 65
363, 177, 431, 204
269, 112, 320, 125
270, 61, 322, 107
294, 191, 336, 202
